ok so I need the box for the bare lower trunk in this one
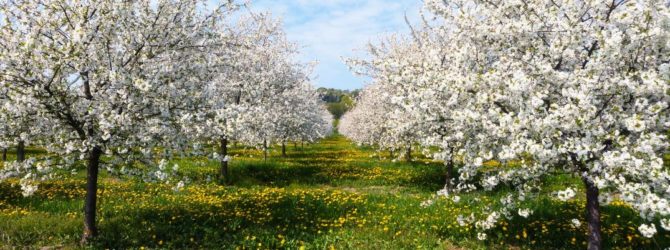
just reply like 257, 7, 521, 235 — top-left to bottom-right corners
219, 138, 228, 183
294, 142, 297, 150
2, 148, 6, 161
445, 148, 455, 191
389, 150, 394, 159
281, 142, 287, 157
81, 146, 103, 244
583, 176, 602, 250
405, 145, 412, 162
445, 159, 454, 191
263, 139, 268, 162
16, 140, 25, 162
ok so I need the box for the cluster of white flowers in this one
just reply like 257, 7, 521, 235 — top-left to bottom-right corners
344, 0, 670, 246
518, 209, 532, 218
0, 0, 331, 239
639, 224, 657, 238
19, 174, 38, 197
420, 199, 435, 208
172, 181, 185, 192
571, 219, 582, 228
556, 188, 577, 202
475, 212, 500, 231
457, 214, 475, 227
476, 232, 487, 241
339, 79, 420, 160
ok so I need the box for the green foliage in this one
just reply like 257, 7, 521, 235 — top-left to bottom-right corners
318, 88, 356, 103
318, 88, 359, 119
326, 102, 348, 119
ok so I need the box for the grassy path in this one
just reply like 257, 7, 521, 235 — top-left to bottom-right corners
0, 135, 666, 249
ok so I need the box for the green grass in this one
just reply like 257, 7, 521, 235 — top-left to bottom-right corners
0, 134, 668, 249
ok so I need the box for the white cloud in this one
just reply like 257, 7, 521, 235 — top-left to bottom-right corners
247, 0, 422, 90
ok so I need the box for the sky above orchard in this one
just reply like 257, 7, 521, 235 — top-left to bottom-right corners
230, 0, 423, 90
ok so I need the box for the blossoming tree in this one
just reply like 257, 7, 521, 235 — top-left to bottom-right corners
339, 82, 421, 161
0, 0, 237, 242
349, 0, 670, 249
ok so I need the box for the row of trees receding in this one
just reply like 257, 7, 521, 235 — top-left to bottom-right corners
341, 1, 670, 249
0, 0, 332, 244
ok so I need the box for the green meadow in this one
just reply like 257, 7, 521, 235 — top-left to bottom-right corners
0, 134, 667, 249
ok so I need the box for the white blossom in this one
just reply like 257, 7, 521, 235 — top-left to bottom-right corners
518, 208, 532, 218
556, 188, 577, 202
571, 219, 582, 228
639, 224, 657, 238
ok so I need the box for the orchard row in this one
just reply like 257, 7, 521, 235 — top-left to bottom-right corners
0, 0, 332, 243
341, 1, 670, 249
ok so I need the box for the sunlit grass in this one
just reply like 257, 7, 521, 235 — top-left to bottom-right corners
0, 134, 668, 249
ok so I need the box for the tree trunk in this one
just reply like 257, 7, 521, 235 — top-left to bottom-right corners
2, 148, 6, 161
281, 142, 287, 157
219, 138, 228, 183
583, 176, 602, 250
389, 150, 394, 159
263, 139, 268, 162
294, 142, 298, 150
445, 148, 455, 191
445, 159, 454, 191
16, 140, 25, 162
405, 145, 412, 162
81, 146, 103, 244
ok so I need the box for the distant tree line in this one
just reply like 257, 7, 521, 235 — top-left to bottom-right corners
317, 88, 359, 119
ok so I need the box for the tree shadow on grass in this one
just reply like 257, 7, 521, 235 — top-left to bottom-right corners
230, 161, 332, 186
94, 189, 364, 249
225, 158, 448, 192
430, 197, 670, 249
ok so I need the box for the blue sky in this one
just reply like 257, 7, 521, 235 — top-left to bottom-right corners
243, 0, 423, 90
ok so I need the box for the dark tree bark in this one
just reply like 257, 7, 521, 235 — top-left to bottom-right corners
281, 142, 287, 157
583, 176, 603, 250
389, 150, 394, 159
445, 159, 454, 191
16, 140, 25, 162
445, 148, 455, 191
263, 139, 268, 162
219, 138, 229, 183
294, 142, 298, 150
2, 148, 6, 161
405, 145, 412, 162
81, 146, 103, 244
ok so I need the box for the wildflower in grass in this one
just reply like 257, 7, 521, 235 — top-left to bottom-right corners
518, 208, 532, 218
482, 176, 499, 190
19, 180, 37, 197
571, 219, 581, 228
172, 181, 185, 192
639, 224, 657, 238
436, 188, 449, 198
475, 212, 499, 231
420, 199, 435, 208
661, 218, 670, 231
598, 193, 614, 205
556, 188, 576, 202
457, 214, 474, 227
